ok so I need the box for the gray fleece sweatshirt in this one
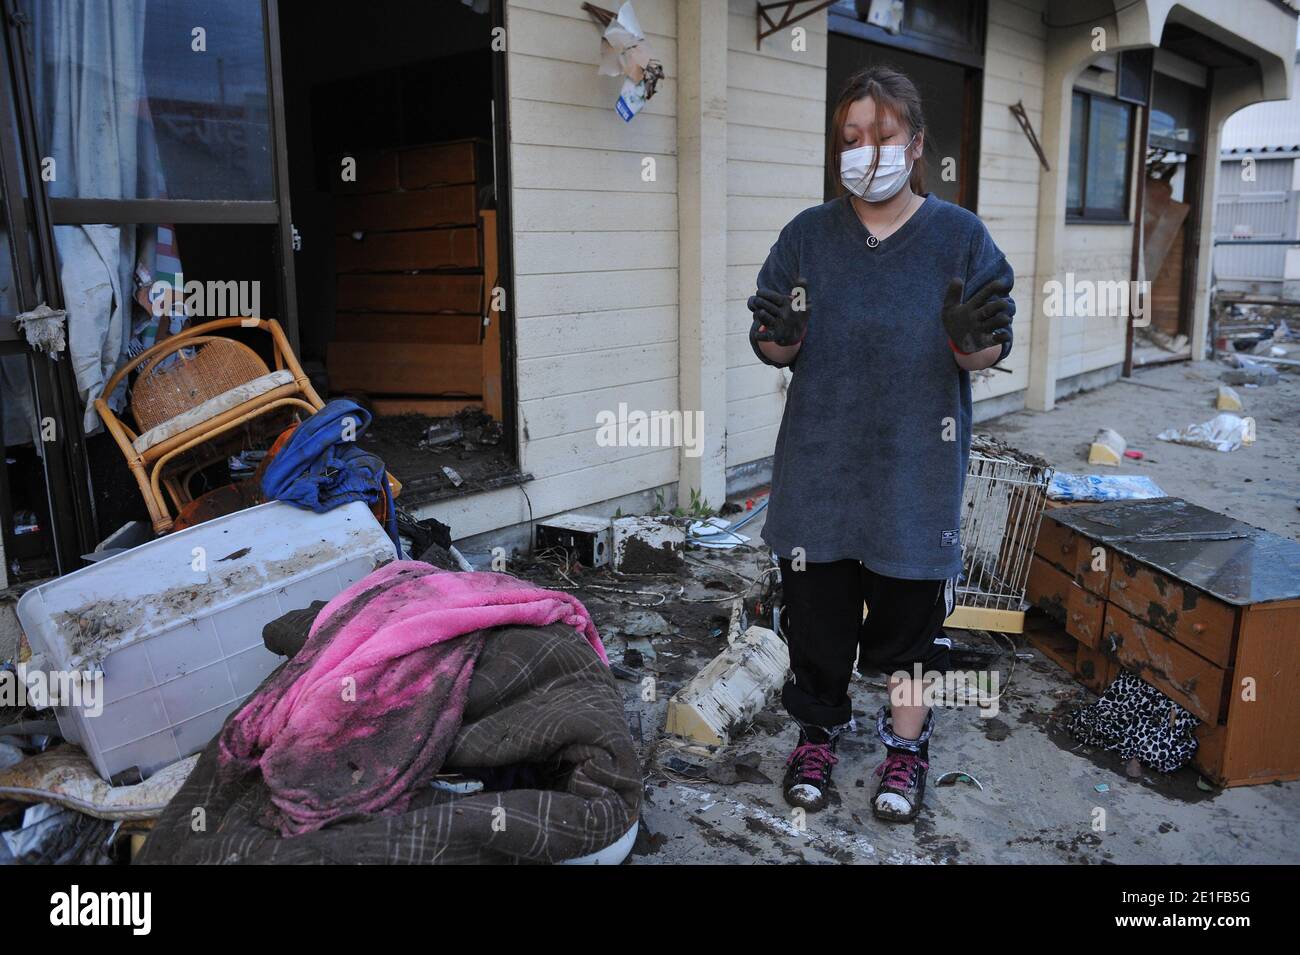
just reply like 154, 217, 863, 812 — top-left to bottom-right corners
750, 193, 1015, 580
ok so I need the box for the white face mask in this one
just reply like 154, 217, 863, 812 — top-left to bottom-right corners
840, 134, 916, 203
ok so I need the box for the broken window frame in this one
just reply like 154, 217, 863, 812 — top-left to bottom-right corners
0, 4, 98, 575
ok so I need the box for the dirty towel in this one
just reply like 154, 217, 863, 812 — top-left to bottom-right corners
1064, 670, 1199, 774
260, 398, 399, 551
137, 615, 636, 863
217, 560, 608, 837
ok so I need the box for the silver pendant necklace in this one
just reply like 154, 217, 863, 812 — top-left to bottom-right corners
859, 193, 916, 249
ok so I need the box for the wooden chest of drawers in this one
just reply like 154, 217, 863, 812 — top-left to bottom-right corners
1025, 498, 1300, 787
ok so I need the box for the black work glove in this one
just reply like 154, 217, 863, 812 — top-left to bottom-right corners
748, 278, 810, 347
941, 276, 1012, 354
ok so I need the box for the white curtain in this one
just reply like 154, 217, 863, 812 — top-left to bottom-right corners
27, 0, 162, 436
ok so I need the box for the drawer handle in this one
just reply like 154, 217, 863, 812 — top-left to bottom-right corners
1070, 612, 1082, 622
1192, 623, 1206, 634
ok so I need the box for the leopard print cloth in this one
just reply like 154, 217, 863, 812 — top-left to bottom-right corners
1064, 670, 1199, 774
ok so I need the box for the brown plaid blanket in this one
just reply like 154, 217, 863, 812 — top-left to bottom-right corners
136, 615, 640, 864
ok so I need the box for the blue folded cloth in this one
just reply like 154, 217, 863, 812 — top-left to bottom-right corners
261, 399, 399, 552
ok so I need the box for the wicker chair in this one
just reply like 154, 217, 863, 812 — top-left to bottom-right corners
95, 318, 325, 534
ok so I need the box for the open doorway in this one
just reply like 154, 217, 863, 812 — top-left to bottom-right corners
1136, 70, 1207, 367
277, 0, 517, 507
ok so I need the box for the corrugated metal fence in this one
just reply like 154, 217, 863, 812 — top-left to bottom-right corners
1214, 155, 1298, 291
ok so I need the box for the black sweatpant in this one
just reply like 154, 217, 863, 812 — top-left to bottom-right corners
779, 558, 954, 731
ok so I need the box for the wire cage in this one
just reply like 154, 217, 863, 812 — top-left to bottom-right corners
948, 436, 1054, 633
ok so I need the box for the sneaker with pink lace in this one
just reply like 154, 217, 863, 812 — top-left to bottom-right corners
872, 751, 928, 822
782, 738, 839, 812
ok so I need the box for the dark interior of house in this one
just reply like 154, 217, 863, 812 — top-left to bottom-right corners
276, 0, 515, 508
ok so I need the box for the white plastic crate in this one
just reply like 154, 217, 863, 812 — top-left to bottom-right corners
17, 500, 396, 781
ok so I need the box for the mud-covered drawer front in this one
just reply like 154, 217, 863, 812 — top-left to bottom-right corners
1034, 517, 1111, 596
1101, 604, 1227, 724
1109, 558, 1237, 668
1027, 556, 1105, 649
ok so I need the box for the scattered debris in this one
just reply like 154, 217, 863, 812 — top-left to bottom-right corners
16, 500, 396, 781
1221, 361, 1279, 387
0, 802, 118, 865
1157, 413, 1256, 452
706, 751, 772, 786
420, 421, 462, 448
13, 303, 68, 355
584, 1, 664, 122
442, 465, 464, 487
623, 637, 657, 662
534, 513, 612, 568
936, 771, 985, 791
0, 746, 195, 820
612, 516, 685, 573
1048, 473, 1166, 502
619, 609, 672, 637
660, 753, 710, 780
1137, 327, 1188, 354
1216, 384, 1244, 411
687, 517, 749, 550
1087, 428, 1126, 466
664, 625, 789, 747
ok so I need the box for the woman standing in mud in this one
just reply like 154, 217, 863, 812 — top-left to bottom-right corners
747, 66, 1014, 822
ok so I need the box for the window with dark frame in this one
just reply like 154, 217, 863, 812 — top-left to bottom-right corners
0, 0, 295, 565
16, 0, 297, 339
830, 0, 986, 67
1067, 89, 1135, 222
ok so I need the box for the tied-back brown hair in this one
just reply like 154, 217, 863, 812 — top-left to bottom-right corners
828, 65, 928, 198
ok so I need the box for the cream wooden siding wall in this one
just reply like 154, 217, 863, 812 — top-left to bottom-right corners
724, 0, 828, 468
1057, 224, 1133, 378
1059, 54, 1137, 381
976, 0, 1046, 403
501, 0, 680, 533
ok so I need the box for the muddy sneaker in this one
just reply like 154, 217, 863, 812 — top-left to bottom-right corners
783, 740, 838, 812
872, 751, 928, 823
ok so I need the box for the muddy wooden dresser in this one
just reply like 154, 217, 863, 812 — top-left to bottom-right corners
1026, 498, 1300, 787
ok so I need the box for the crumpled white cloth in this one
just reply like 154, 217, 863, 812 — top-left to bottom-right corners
1157, 413, 1256, 453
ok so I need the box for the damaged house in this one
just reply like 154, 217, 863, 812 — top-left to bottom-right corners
0, 0, 1296, 585
0, 0, 1298, 869
0, 0, 1291, 577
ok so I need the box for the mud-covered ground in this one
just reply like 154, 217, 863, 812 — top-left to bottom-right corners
517, 360, 1300, 863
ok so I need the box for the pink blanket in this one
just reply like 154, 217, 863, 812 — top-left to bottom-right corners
219, 561, 606, 836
